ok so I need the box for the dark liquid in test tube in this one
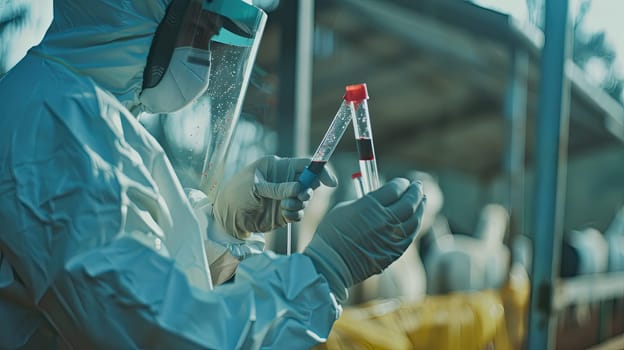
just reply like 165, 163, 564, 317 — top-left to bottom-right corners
308, 160, 327, 174
356, 138, 375, 161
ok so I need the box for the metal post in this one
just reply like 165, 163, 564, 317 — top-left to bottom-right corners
598, 300, 613, 343
294, 0, 314, 158
274, 0, 314, 254
503, 48, 529, 245
527, 0, 572, 349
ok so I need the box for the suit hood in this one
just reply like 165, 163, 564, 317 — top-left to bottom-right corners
32, 0, 169, 110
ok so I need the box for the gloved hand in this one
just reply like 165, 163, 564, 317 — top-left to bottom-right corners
213, 155, 337, 239
303, 178, 426, 302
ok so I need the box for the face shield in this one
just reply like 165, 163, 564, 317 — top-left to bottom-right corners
140, 0, 267, 115
140, 0, 267, 202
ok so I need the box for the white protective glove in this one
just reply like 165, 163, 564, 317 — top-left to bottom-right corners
187, 188, 266, 285
304, 178, 426, 302
213, 155, 337, 239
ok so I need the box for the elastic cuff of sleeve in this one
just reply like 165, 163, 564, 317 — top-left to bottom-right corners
303, 242, 352, 303
185, 188, 213, 215
226, 232, 266, 260
329, 292, 343, 320
207, 227, 266, 260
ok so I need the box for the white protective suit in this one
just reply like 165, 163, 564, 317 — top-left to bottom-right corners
0, 0, 339, 348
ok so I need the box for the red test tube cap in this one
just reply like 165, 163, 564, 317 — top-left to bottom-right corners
344, 83, 369, 102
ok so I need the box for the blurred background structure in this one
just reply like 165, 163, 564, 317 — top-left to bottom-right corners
2, 0, 623, 349
251, 0, 624, 348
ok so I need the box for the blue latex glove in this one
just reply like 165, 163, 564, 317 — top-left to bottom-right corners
214, 155, 338, 238
304, 178, 426, 302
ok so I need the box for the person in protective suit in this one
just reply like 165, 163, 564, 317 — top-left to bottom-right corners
0, 0, 426, 348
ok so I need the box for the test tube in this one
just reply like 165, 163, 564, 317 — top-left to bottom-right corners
298, 97, 354, 191
346, 83, 380, 193
291, 94, 354, 255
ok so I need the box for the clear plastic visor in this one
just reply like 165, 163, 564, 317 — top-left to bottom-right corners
141, 7, 267, 203
178, 1, 222, 50
182, 0, 265, 50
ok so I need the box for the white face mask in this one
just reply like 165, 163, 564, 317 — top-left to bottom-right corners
139, 46, 212, 114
